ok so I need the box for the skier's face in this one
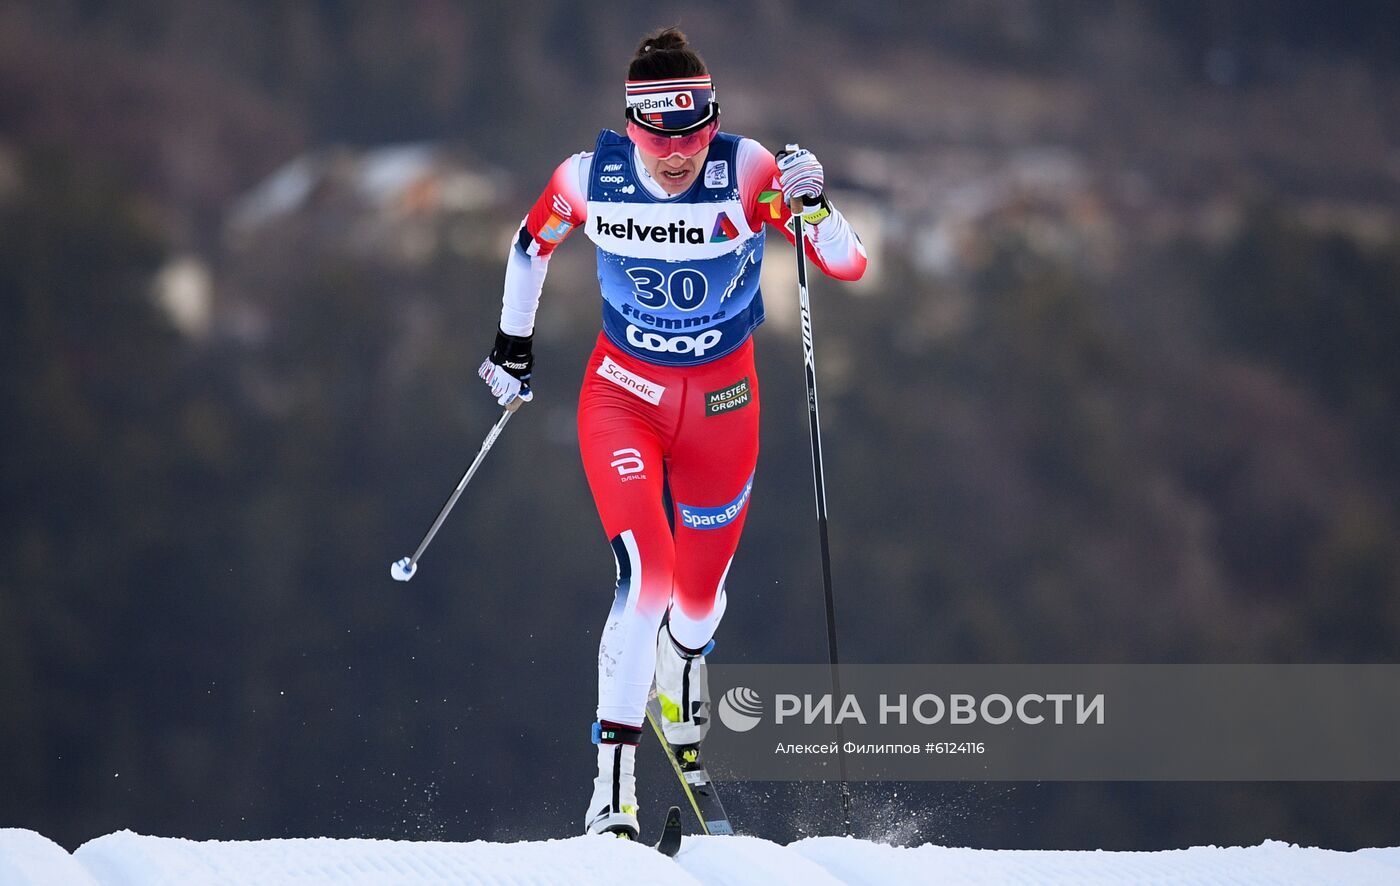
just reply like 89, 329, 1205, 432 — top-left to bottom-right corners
626, 110, 718, 195
640, 144, 710, 195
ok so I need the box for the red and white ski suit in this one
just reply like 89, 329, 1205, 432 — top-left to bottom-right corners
501, 132, 865, 729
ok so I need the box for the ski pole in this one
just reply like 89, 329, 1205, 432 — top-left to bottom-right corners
786, 154, 854, 837
390, 399, 522, 581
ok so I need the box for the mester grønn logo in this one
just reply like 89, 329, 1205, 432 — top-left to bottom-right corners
717, 686, 764, 732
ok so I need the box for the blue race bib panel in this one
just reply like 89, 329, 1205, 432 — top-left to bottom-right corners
585, 130, 765, 367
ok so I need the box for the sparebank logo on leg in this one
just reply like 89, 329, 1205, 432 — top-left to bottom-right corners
677, 473, 754, 530
718, 687, 764, 732
626, 325, 722, 358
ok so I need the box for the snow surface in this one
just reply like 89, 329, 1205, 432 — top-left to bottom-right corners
0, 830, 99, 886
2, 827, 1398, 884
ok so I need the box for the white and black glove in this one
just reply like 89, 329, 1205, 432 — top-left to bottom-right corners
776, 145, 831, 226
477, 329, 534, 407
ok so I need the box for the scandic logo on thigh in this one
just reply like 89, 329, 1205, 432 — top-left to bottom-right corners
597, 356, 665, 405
626, 325, 722, 357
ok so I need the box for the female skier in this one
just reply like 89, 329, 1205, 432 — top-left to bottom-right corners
477, 27, 867, 839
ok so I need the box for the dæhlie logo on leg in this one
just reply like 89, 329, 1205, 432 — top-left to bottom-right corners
717, 687, 764, 732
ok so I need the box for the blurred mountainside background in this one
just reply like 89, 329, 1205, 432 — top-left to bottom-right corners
4, 0, 1400, 853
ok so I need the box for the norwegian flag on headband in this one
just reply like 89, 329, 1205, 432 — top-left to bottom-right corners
625, 76, 715, 130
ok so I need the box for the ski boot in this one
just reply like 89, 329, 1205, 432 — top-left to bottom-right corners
584, 721, 642, 840
654, 625, 713, 771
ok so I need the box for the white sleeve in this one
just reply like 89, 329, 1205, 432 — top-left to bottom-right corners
496, 153, 593, 337
499, 238, 551, 337
803, 203, 867, 276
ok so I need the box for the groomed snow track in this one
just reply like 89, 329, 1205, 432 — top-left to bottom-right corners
5, 827, 1400, 884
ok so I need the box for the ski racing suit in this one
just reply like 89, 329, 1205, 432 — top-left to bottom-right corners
499, 129, 866, 735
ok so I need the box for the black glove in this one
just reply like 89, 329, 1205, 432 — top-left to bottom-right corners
477, 329, 534, 405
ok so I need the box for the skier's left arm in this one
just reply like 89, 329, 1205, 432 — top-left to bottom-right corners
738, 139, 867, 281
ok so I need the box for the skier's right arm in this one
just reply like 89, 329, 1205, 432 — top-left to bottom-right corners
478, 154, 590, 406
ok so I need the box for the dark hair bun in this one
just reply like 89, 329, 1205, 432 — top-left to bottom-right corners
628, 26, 706, 80
636, 27, 688, 56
